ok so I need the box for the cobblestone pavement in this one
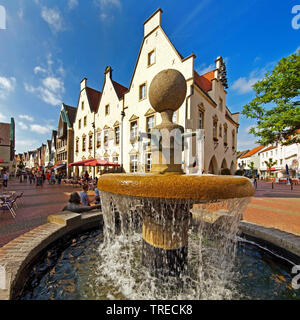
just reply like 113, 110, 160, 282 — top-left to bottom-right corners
243, 181, 300, 236
0, 178, 299, 248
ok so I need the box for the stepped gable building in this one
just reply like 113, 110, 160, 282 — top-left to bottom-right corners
0, 118, 15, 172
70, 9, 239, 177
56, 103, 77, 177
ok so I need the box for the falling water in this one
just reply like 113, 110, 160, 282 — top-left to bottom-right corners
95, 191, 250, 300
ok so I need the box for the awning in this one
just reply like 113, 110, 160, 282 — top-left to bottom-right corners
69, 158, 120, 167
0, 158, 4, 163
53, 163, 66, 170
84, 159, 120, 167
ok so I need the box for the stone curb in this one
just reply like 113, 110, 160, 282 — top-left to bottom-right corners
239, 221, 300, 263
0, 211, 102, 300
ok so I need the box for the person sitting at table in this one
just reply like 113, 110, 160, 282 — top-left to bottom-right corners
80, 184, 91, 206
62, 192, 101, 213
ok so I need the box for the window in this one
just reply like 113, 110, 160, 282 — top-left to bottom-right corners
213, 116, 218, 141
81, 101, 84, 110
75, 139, 79, 153
224, 124, 228, 145
199, 112, 203, 129
148, 50, 155, 66
172, 111, 177, 123
113, 156, 118, 164
130, 155, 138, 173
139, 83, 146, 100
105, 105, 110, 116
146, 153, 152, 172
219, 98, 223, 112
78, 119, 81, 129
219, 124, 222, 138
82, 135, 86, 151
232, 130, 235, 149
104, 130, 109, 146
280, 159, 283, 165
97, 131, 101, 147
130, 121, 138, 142
115, 126, 120, 145
84, 116, 87, 127
146, 116, 155, 133
89, 134, 93, 149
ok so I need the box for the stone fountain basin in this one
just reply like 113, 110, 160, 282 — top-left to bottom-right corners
98, 174, 255, 200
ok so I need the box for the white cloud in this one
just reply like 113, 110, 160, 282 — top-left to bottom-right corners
30, 124, 54, 134
41, 7, 64, 32
0, 76, 16, 99
25, 56, 65, 107
0, 113, 7, 122
197, 63, 215, 75
231, 69, 266, 94
95, 0, 121, 21
17, 121, 28, 130
34, 66, 47, 74
19, 114, 34, 122
68, 0, 79, 10
18, 8, 24, 19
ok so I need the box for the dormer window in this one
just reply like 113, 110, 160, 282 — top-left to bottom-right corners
148, 50, 156, 67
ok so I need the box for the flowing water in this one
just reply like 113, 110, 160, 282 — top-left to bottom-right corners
19, 192, 300, 300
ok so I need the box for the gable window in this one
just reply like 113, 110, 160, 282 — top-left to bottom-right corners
75, 138, 79, 153
172, 111, 177, 123
78, 119, 81, 129
146, 116, 155, 133
130, 121, 138, 142
224, 123, 228, 146
115, 126, 120, 145
105, 104, 110, 116
213, 116, 218, 141
232, 130, 236, 150
199, 111, 204, 129
89, 133, 93, 150
219, 124, 222, 138
139, 83, 146, 100
96, 131, 101, 148
84, 116, 87, 127
148, 50, 155, 67
130, 155, 138, 173
82, 135, 86, 152
81, 101, 84, 110
219, 98, 223, 112
104, 130, 109, 146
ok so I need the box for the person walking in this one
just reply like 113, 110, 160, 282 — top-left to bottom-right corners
46, 171, 51, 184
51, 172, 56, 185
3, 171, 8, 188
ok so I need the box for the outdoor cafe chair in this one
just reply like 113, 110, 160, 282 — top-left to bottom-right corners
0, 199, 16, 219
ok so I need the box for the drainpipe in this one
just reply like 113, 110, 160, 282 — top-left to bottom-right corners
121, 99, 125, 173
184, 84, 194, 173
92, 113, 96, 179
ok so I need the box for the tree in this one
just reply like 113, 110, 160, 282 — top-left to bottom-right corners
248, 161, 256, 176
264, 158, 277, 177
242, 49, 300, 146
17, 160, 25, 170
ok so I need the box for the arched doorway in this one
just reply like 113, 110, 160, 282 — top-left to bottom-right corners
208, 155, 218, 174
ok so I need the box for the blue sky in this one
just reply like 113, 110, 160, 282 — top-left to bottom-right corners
0, 0, 299, 153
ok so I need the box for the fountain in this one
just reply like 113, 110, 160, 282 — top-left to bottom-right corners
97, 69, 254, 279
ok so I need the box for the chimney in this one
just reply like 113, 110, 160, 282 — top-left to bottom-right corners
104, 66, 112, 81
80, 78, 87, 91
144, 8, 162, 37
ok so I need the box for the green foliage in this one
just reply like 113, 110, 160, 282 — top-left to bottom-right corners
221, 168, 231, 175
242, 50, 300, 145
235, 169, 244, 176
248, 161, 256, 171
264, 158, 277, 177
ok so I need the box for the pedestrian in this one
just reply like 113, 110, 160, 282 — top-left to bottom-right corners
94, 185, 101, 205
62, 192, 101, 213
51, 171, 56, 184
3, 171, 8, 188
80, 184, 91, 206
29, 171, 34, 184
24, 172, 27, 183
58, 172, 62, 185
85, 171, 89, 182
252, 176, 257, 189
36, 171, 43, 188
41, 171, 46, 183
46, 171, 51, 184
